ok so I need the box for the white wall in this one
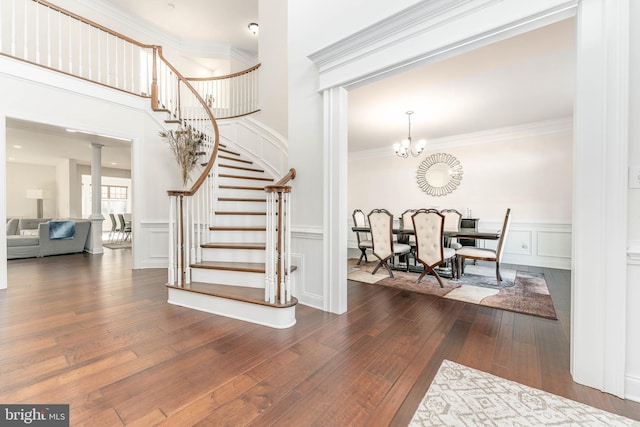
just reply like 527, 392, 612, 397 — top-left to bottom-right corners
349, 123, 573, 222
6, 162, 57, 218
255, 0, 288, 138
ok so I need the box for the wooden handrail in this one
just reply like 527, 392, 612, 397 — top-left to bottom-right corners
157, 46, 220, 196
265, 168, 296, 192
33, 0, 155, 49
186, 64, 262, 81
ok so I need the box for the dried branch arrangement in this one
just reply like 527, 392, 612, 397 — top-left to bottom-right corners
160, 126, 204, 187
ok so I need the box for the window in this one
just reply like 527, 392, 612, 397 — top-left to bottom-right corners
102, 185, 128, 200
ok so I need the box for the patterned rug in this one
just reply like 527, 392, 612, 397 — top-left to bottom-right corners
347, 259, 557, 319
410, 360, 639, 426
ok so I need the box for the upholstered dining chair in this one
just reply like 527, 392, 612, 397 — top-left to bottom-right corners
456, 208, 511, 284
401, 209, 418, 263
108, 213, 119, 243
411, 209, 457, 288
352, 209, 373, 265
440, 209, 463, 250
368, 209, 411, 278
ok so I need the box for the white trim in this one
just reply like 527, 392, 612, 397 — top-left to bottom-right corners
349, 117, 573, 160
627, 242, 640, 265
291, 225, 323, 239
168, 287, 296, 329
625, 374, 640, 403
310, 1, 577, 90
570, 0, 629, 398
322, 87, 349, 315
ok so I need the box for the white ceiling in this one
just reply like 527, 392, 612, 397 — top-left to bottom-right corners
348, 18, 575, 153
6, 4, 575, 167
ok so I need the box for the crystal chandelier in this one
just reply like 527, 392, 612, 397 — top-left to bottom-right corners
393, 111, 426, 158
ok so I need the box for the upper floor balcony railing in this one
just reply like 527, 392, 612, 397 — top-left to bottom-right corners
0, 0, 260, 119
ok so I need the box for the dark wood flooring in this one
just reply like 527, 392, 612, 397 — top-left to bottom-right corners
2, 250, 639, 426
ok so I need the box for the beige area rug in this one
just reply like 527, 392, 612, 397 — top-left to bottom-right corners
410, 360, 640, 426
347, 259, 557, 319
103, 241, 132, 249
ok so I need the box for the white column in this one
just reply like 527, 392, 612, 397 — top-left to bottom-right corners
322, 87, 348, 314
572, 0, 629, 397
87, 142, 104, 254
0, 115, 7, 290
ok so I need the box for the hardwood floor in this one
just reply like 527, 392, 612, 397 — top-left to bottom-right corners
2, 250, 640, 426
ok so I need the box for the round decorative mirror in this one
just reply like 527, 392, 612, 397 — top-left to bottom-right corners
416, 153, 463, 196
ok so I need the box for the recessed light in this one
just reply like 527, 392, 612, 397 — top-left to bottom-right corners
111, 162, 117, 165
248, 22, 259, 36
12, 145, 21, 149
8, 157, 15, 161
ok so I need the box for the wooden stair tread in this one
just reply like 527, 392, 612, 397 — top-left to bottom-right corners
219, 164, 264, 173
201, 242, 266, 249
219, 155, 253, 164
191, 261, 265, 273
219, 174, 274, 182
219, 185, 265, 191
210, 226, 266, 231
167, 282, 297, 308
215, 211, 266, 215
165, 119, 181, 124
219, 147, 241, 156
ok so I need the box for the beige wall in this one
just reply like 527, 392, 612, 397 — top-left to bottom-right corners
348, 125, 573, 223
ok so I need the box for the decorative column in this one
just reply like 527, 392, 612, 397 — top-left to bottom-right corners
87, 142, 104, 254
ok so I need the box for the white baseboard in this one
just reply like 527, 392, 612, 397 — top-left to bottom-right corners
625, 374, 640, 403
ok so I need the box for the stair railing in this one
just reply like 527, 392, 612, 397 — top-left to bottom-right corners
155, 46, 220, 287
264, 168, 296, 304
186, 64, 261, 119
1, 0, 156, 96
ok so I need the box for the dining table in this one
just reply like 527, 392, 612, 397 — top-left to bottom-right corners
351, 226, 501, 277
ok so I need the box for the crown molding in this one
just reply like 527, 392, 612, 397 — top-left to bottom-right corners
309, 0, 495, 73
349, 116, 573, 160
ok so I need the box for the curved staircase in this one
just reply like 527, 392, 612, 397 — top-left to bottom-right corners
167, 142, 298, 329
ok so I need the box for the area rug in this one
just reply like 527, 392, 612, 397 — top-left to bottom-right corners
103, 242, 131, 249
347, 259, 557, 319
410, 360, 639, 426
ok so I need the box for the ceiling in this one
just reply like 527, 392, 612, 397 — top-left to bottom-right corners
6, 3, 575, 167
348, 18, 575, 154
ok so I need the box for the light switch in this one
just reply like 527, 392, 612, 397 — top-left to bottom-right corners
630, 165, 640, 189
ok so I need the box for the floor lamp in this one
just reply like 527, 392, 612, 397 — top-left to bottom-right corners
26, 189, 44, 218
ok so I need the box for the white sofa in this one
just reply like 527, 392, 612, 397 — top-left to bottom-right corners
7, 218, 91, 259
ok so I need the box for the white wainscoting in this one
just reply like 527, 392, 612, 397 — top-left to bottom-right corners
291, 226, 324, 310
626, 243, 640, 403
135, 220, 169, 269
347, 219, 572, 270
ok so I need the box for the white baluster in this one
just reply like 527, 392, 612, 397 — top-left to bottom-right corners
168, 196, 175, 285
285, 191, 292, 302
279, 193, 285, 304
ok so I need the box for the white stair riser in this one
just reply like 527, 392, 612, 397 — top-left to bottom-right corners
218, 166, 267, 179
190, 267, 265, 288
209, 230, 266, 243
214, 214, 266, 227
217, 188, 266, 200
218, 176, 273, 188
202, 248, 266, 263
216, 200, 266, 211
168, 288, 296, 329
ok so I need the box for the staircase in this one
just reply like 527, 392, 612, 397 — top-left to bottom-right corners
3, 0, 298, 329
167, 141, 298, 329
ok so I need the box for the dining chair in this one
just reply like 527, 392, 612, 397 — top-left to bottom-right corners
440, 209, 463, 249
401, 209, 418, 264
412, 209, 457, 287
117, 213, 132, 242
352, 209, 373, 265
456, 208, 511, 284
368, 209, 411, 278
108, 213, 119, 243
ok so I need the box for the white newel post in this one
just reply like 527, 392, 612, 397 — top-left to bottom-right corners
87, 142, 104, 254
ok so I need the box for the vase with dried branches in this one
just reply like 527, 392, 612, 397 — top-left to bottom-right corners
160, 126, 204, 188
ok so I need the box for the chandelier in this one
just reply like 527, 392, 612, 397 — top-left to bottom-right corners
393, 111, 426, 158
